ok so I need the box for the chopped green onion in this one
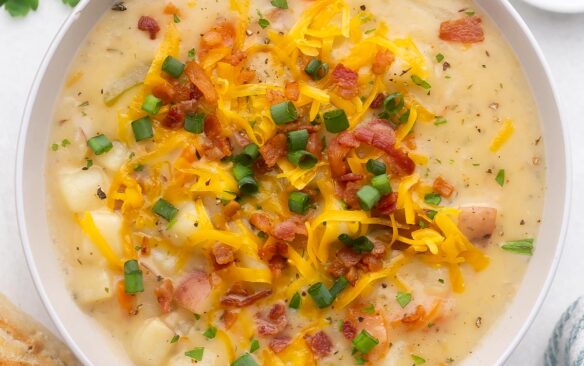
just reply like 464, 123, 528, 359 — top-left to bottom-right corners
287, 129, 309, 151
383, 92, 405, 116
371, 174, 391, 196
141, 94, 163, 115
352, 330, 379, 354
329, 275, 349, 298
258, 17, 270, 29
411, 75, 431, 90
434, 116, 448, 126
308, 282, 334, 308
231, 353, 258, 366
134, 163, 144, 172
173, 14, 181, 23
250, 339, 260, 353
188, 48, 196, 59
362, 304, 375, 314
270, 0, 288, 9
61, 138, 71, 147
501, 239, 534, 255
203, 326, 217, 339
238, 176, 259, 195
411, 354, 426, 364
83, 159, 93, 170
185, 347, 204, 361
288, 191, 310, 214
357, 185, 381, 211
184, 113, 205, 134
131, 117, 154, 142
424, 193, 441, 206
232, 163, 253, 181
323, 109, 349, 133
152, 198, 178, 221
270, 101, 298, 124
234, 143, 260, 165
426, 210, 438, 220
161, 56, 185, 78
170, 334, 180, 343
366, 159, 386, 175
123, 259, 144, 294
51, 143, 59, 151
495, 169, 505, 187
304, 58, 329, 81
288, 150, 318, 169
289, 292, 302, 309
436, 53, 445, 63
87, 134, 113, 155
396, 291, 412, 308
338, 234, 374, 253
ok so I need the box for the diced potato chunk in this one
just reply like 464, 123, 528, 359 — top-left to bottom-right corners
69, 266, 113, 305
59, 169, 108, 212
94, 141, 129, 172
89, 210, 124, 257
167, 202, 199, 246
130, 318, 175, 366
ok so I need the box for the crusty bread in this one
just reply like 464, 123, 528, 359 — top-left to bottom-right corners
0, 294, 81, 366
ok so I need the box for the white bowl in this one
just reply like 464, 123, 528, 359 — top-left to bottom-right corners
16, 0, 571, 365
520, 0, 584, 13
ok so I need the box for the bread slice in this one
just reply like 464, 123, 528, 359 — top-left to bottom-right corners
0, 294, 81, 366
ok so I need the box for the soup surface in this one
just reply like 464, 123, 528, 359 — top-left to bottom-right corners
46, 0, 545, 365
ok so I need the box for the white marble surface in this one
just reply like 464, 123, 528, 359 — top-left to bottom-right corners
0, 1, 582, 365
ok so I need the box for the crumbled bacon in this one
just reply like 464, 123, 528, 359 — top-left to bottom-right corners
372, 50, 395, 75
223, 309, 239, 329
185, 61, 218, 104
212, 243, 235, 265
267, 89, 287, 105
339, 173, 363, 183
371, 93, 386, 109
138, 16, 160, 40
154, 278, 174, 313
250, 212, 275, 234
225, 50, 247, 66
439, 16, 484, 43
337, 247, 363, 267
273, 217, 308, 242
200, 20, 236, 56
172, 80, 203, 103
375, 192, 398, 216
269, 335, 292, 353
331, 64, 359, 99
152, 83, 176, 105
347, 306, 390, 362
222, 200, 241, 218
285, 81, 300, 101
306, 133, 322, 159
360, 254, 383, 272
401, 305, 426, 324
386, 148, 416, 175
327, 259, 347, 278
162, 105, 185, 129
239, 69, 256, 84
256, 303, 288, 336
327, 133, 356, 178
354, 119, 397, 153
337, 131, 360, 147
433, 176, 455, 198
260, 133, 287, 168
305, 331, 333, 358
221, 286, 272, 307
342, 321, 357, 340
343, 180, 364, 209
259, 240, 288, 262
174, 271, 211, 313
203, 114, 232, 160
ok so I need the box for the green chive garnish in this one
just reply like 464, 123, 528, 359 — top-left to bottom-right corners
436, 53, 445, 63
501, 239, 534, 255
131, 117, 154, 142
249, 339, 260, 353
304, 58, 329, 81
141, 95, 163, 115
329, 275, 349, 298
238, 176, 259, 195
170, 334, 180, 343
161, 56, 185, 78
434, 116, 448, 126
426, 210, 438, 220
424, 193, 441, 206
308, 282, 334, 308
287, 129, 309, 151
411, 75, 431, 89
366, 159, 386, 175
270, 101, 298, 124
203, 326, 217, 339
185, 347, 204, 361
231, 353, 258, 366
232, 163, 253, 181
289, 292, 302, 309
234, 143, 260, 166
123, 259, 144, 294
396, 291, 412, 308
270, 0, 288, 9
338, 234, 374, 253
495, 169, 505, 187
184, 113, 205, 134
323, 109, 349, 133
383, 92, 405, 116
87, 134, 113, 155
371, 174, 391, 196
411, 354, 426, 364
152, 198, 178, 221
288, 191, 310, 215
356, 185, 381, 211
288, 150, 318, 169
352, 330, 379, 354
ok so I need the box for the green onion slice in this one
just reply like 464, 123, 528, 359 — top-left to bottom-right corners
232, 163, 253, 182
184, 113, 205, 134
250, 339, 260, 353
357, 185, 381, 211
366, 159, 386, 175
288, 150, 318, 169
307, 282, 334, 308
352, 330, 379, 354
270, 101, 298, 125
396, 291, 412, 308
231, 353, 259, 366
123, 259, 144, 294
287, 129, 309, 151
185, 347, 204, 361
501, 239, 534, 255
131, 117, 154, 142
87, 134, 113, 155
161, 56, 185, 78
234, 143, 260, 166
329, 275, 349, 298
288, 191, 310, 214
495, 169, 505, 187
424, 193, 441, 206
338, 234, 374, 253
411, 75, 431, 89
238, 176, 259, 195
141, 94, 163, 115
289, 292, 302, 309
152, 198, 178, 221
203, 326, 217, 339
383, 92, 405, 116
323, 109, 349, 133
371, 174, 392, 196
304, 58, 329, 81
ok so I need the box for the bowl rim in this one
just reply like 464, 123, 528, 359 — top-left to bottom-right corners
14, 1, 572, 365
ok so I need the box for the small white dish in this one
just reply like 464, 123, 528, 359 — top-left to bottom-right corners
520, 0, 584, 13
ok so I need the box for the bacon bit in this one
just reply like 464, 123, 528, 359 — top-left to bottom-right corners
337, 131, 360, 147
171, 80, 203, 103
203, 114, 232, 160
199, 20, 236, 59
225, 50, 247, 66
267, 89, 287, 105
239, 69, 256, 84
174, 271, 212, 314
223, 200, 241, 218
433, 176, 455, 198
268, 256, 288, 278
278, 122, 321, 133
439, 16, 485, 43
223, 309, 239, 329
371, 93, 386, 109
256, 303, 288, 336
138, 16, 160, 40
306, 132, 322, 159
387, 148, 416, 175
375, 192, 398, 216
250, 212, 275, 234
273, 217, 308, 242
285, 81, 300, 101
372, 50, 395, 75
354, 119, 396, 153
270, 335, 292, 353
343, 180, 364, 209
403, 133, 417, 150
346, 266, 359, 284
212, 243, 235, 265
327, 133, 357, 178
162, 105, 185, 129
327, 259, 347, 278
305, 331, 333, 358
152, 83, 176, 105
342, 321, 357, 340
259, 240, 288, 262
339, 173, 363, 182
401, 305, 426, 324
184, 61, 218, 104
371, 240, 387, 257
260, 133, 287, 168
154, 278, 174, 314
331, 64, 359, 99
117, 280, 136, 314
221, 287, 272, 307
360, 254, 383, 272
337, 247, 363, 267
163, 2, 180, 15
347, 306, 390, 362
